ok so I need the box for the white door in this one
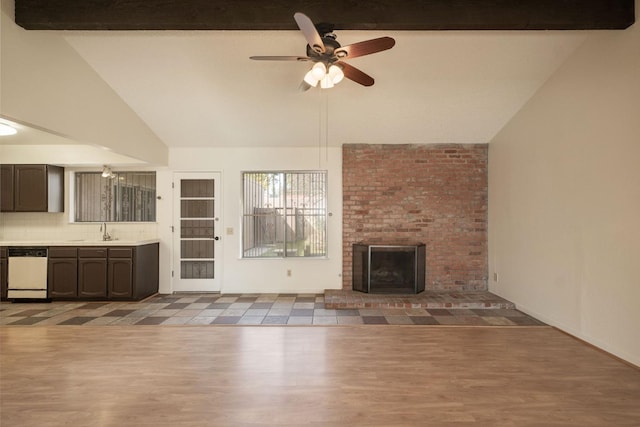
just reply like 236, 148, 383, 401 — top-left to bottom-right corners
172, 172, 222, 292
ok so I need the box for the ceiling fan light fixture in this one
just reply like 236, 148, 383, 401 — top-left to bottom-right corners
303, 70, 319, 87
328, 65, 344, 84
320, 75, 334, 89
311, 62, 327, 80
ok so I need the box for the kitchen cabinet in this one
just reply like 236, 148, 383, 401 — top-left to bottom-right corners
0, 247, 7, 300
1, 165, 14, 212
46, 243, 159, 301
108, 248, 133, 298
48, 247, 78, 299
107, 244, 159, 300
1, 164, 64, 212
130, 243, 160, 300
78, 248, 108, 298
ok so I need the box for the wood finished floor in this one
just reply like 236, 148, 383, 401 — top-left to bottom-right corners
1, 326, 639, 426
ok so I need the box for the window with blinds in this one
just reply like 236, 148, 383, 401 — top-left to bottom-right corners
242, 171, 327, 258
74, 172, 156, 222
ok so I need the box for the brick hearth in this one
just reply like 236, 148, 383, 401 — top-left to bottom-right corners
324, 289, 515, 310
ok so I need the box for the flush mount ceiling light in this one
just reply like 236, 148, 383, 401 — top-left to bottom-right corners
0, 123, 17, 136
250, 12, 395, 91
101, 165, 115, 178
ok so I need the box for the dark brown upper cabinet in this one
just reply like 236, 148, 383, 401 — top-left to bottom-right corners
1, 164, 64, 212
0, 165, 14, 212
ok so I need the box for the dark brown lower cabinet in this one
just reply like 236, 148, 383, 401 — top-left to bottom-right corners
78, 248, 108, 298
46, 243, 158, 301
0, 247, 7, 300
48, 247, 78, 298
108, 248, 133, 298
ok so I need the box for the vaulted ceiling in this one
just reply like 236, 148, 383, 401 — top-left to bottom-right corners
2, 0, 636, 156
61, 30, 587, 148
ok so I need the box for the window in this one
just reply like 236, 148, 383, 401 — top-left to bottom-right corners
74, 172, 156, 222
242, 171, 327, 258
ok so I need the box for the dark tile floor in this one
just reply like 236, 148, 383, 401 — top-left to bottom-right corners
0, 293, 546, 326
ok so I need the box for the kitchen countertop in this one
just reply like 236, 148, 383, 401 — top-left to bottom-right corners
0, 239, 160, 247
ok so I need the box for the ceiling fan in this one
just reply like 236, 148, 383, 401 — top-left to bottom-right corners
250, 12, 395, 90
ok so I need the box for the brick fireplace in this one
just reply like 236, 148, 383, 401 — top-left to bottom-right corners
352, 243, 426, 294
342, 144, 488, 291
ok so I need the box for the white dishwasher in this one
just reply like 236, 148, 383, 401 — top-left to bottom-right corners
7, 247, 49, 300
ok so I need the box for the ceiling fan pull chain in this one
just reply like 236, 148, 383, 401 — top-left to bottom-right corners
318, 87, 322, 168
325, 91, 329, 163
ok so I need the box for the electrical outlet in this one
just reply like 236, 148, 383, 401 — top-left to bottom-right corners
493, 272, 499, 282
226, 227, 234, 235
287, 269, 292, 277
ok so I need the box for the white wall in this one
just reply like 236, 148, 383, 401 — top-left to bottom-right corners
156, 146, 343, 294
0, 149, 341, 295
489, 16, 640, 365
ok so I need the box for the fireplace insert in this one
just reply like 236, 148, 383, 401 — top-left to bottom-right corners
352, 244, 426, 294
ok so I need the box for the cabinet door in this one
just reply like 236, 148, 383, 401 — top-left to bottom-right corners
0, 165, 14, 212
108, 258, 133, 298
78, 258, 107, 298
15, 165, 47, 212
0, 253, 7, 300
48, 258, 78, 298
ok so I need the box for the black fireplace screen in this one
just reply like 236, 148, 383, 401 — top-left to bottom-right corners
353, 244, 426, 294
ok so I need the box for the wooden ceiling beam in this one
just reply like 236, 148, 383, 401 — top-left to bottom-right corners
14, 0, 635, 31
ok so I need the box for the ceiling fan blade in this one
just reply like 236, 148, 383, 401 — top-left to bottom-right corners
340, 62, 375, 87
294, 12, 325, 54
335, 37, 396, 59
250, 56, 310, 61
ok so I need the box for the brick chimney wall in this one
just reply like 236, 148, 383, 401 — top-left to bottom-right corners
342, 144, 488, 291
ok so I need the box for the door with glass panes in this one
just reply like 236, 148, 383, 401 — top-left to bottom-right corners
173, 173, 221, 292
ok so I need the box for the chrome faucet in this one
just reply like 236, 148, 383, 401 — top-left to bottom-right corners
100, 222, 112, 241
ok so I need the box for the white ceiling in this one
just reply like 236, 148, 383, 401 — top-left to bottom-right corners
54, 29, 587, 149
0, 118, 147, 165
0, 117, 81, 145
61, 29, 588, 149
